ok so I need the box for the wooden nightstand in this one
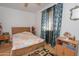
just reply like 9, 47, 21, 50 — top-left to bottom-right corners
0, 32, 10, 45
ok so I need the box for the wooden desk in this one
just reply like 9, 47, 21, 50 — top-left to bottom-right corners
56, 36, 78, 56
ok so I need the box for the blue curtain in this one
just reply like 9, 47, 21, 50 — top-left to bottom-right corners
41, 9, 49, 41
51, 3, 63, 47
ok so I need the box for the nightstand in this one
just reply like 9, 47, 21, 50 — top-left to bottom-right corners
0, 32, 10, 45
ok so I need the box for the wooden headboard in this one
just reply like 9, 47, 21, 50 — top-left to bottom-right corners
12, 27, 31, 34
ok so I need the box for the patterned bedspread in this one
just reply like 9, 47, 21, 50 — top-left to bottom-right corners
12, 32, 44, 50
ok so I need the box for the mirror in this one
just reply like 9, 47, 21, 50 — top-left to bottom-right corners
70, 6, 79, 20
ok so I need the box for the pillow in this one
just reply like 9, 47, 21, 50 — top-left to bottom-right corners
21, 32, 33, 35
13, 32, 23, 37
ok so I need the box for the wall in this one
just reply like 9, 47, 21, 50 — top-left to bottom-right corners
60, 3, 79, 40
34, 12, 42, 36
0, 6, 35, 34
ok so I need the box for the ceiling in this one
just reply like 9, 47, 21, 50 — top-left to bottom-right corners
0, 3, 54, 12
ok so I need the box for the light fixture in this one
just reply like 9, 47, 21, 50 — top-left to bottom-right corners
24, 3, 41, 7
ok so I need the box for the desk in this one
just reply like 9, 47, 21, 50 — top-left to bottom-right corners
56, 37, 78, 56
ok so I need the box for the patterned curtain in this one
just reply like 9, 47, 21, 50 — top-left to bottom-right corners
51, 3, 63, 47
41, 9, 49, 41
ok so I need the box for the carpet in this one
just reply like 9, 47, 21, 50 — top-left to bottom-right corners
24, 48, 54, 56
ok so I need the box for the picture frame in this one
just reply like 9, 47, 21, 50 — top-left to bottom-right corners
70, 6, 79, 20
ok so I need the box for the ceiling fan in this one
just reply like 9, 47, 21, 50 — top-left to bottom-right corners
24, 3, 41, 7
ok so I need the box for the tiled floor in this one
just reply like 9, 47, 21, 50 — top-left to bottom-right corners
44, 43, 56, 55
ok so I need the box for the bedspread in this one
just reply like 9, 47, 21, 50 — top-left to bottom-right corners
12, 32, 44, 50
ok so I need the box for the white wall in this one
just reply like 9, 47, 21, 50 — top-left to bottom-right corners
0, 7, 35, 34
60, 3, 79, 40
34, 12, 42, 36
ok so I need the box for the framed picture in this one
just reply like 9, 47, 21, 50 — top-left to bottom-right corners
70, 6, 79, 20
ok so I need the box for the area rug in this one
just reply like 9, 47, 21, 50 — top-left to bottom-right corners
24, 48, 54, 56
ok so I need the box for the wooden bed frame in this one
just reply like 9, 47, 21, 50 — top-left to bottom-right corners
11, 27, 45, 56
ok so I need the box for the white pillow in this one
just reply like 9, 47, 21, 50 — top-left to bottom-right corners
21, 31, 33, 35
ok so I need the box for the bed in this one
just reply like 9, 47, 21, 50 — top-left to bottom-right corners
11, 27, 45, 56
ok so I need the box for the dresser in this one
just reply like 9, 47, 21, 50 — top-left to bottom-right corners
56, 37, 78, 56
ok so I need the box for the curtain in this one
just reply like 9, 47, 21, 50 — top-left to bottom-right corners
41, 9, 49, 42
51, 3, 63, 47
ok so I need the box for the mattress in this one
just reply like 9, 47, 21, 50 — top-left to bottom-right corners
12, 32, 44, 50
